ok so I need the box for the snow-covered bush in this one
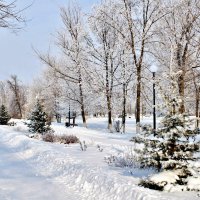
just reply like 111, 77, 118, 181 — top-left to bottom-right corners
0, 105, 10, 125
105, 147, 138, 168
60, 135, 79, 144
42, 133, 79, 144
42, 132, 57, 143
105, 154, 136, 168
27, 100, 51, 134
7, 121, 16, 126
132, 113, 200, 191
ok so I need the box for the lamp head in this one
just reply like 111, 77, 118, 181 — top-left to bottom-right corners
150, 64, 158, 73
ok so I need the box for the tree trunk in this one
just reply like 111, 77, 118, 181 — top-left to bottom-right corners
108, 104, 112, 131
16, 97, 23, 119
104, 53, 112, 132
106, 90, 112, 132
81, 104, 87, 127
78, 71, 87, 128
178, 74, 185, 114
122, 83, 126, 133
135, 67, 141, 132
176, 42, 187, 114
196, 87, 200, 128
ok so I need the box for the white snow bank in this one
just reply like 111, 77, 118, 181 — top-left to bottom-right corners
187, 176, 200, 191
150, 171, 180, 185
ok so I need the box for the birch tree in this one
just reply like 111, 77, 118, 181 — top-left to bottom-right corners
95, 0, 166, 131
87, 3, 122, 131
155, 0, 200, 114
0, 81, 7, 105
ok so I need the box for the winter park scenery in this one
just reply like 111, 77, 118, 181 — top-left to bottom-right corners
1, 0, 200, 200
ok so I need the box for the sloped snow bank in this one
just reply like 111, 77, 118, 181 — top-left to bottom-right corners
0, 126, 172, 200
142, 168, 200, 192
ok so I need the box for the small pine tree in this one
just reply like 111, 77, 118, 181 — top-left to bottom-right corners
132, 76, 200, 191
27, 100, 50, 134
0, 105, 10, 125
133, 113, 199, 171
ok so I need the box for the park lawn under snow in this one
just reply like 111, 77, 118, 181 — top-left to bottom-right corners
0, 116, 200, 199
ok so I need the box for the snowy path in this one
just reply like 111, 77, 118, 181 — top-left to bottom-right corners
0, 140, 80, 200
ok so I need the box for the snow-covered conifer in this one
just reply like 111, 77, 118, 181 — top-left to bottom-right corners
0, 105, 10, 125
27, 100, 50, 134
133, 113, 199, 171
132, 78, 200, 191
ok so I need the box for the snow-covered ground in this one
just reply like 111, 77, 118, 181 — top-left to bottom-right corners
0, 116, 199, 200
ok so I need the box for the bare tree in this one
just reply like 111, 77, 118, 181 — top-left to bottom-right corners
94, 0, 166, 131
0, 0, 26, 30
154, 0, 200, 114
87, 4, 122, 132
38, 4, 88, 127
7, 75, 26, 119
0, 81, 7, 105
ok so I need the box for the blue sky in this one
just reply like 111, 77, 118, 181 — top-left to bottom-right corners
0, 0, 98, 83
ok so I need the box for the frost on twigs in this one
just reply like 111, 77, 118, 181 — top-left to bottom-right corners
104, 148, 138, 168
104, 154, 136, 168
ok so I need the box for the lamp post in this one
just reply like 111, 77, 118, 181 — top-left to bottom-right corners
150, 65, 158, 133
68, 99, 71, 126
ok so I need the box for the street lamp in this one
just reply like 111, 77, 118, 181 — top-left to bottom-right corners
68, 98, 71, 126
150, 65, 158, 133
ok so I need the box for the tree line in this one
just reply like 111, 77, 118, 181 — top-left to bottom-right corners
1, 0, 200, 132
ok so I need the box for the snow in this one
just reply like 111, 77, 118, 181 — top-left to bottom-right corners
187, 176, 200, 191
149, 171, 179, 184
0, 117, 199, 199
0, 140, 80, 200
